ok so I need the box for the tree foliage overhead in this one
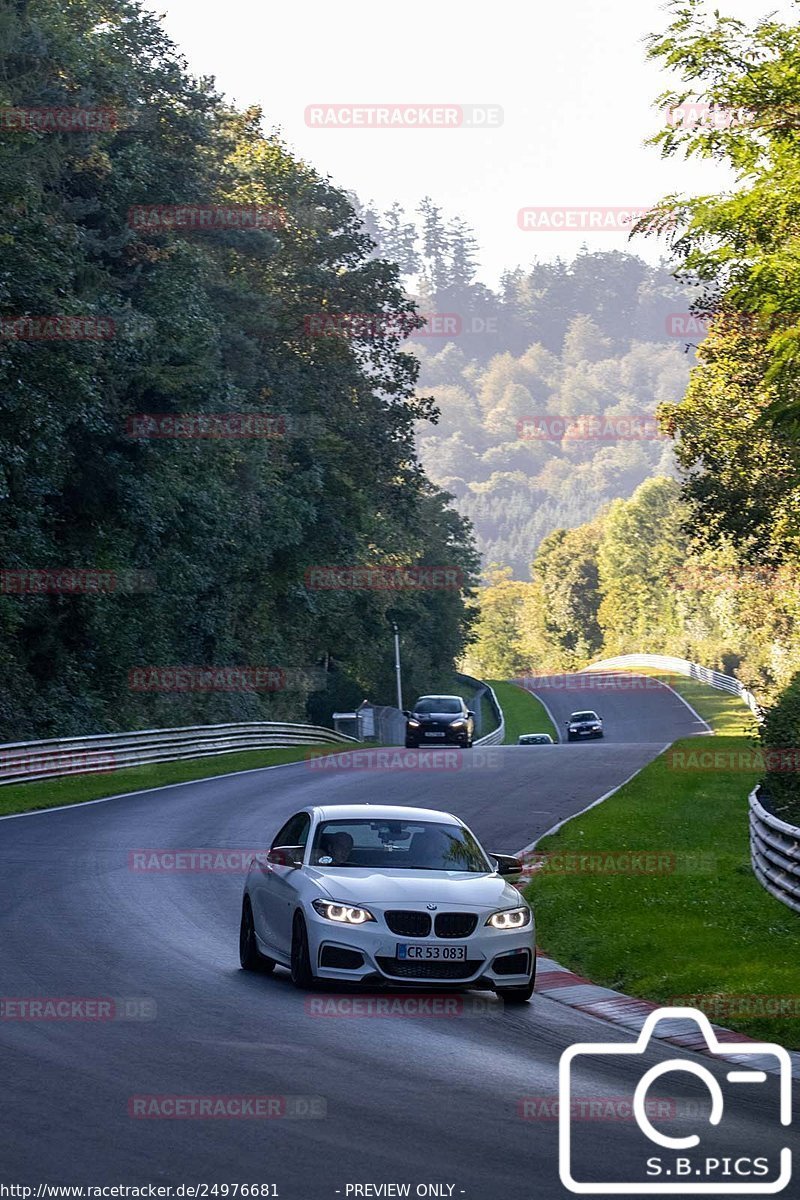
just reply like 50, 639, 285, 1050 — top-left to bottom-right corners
639, 0, 800, 560
0, 0, 478, 739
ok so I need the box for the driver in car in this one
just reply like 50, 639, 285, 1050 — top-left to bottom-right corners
316, 831, 354, 865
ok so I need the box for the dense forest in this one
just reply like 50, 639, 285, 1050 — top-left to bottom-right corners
0, 0, 478, 739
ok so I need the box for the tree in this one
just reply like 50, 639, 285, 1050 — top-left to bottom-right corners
461, 566, 532, 678
597, 478, 688, 654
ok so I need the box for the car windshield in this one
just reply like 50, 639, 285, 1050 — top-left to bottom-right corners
571, 712, 598, 721
309, 819, 491, 872
413, 698, 462, 714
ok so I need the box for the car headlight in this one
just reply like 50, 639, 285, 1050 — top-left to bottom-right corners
311, 899, 375, 924
568, 725, 579, 731
449, 718, 467, 728
486, 906, 532, 930
407, 718, 421, 727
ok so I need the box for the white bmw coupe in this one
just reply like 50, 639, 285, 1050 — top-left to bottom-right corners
239, 804, 536, 1002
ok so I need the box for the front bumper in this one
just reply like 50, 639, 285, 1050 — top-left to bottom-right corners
405, 726, 470, 745
305, 906, 536, 989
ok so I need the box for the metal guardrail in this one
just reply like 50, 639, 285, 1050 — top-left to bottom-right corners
581, 653, 762, 718
456, 673, 505, 746
0, 721, 359, 786
749, 787, 800, 915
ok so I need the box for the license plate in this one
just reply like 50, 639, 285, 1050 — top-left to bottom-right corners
423, 731, 446, 737
397, 944, 467, 961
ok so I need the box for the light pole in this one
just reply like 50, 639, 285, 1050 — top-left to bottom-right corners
391, 622, 403, 711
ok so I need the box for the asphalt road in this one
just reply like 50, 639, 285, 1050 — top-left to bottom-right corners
0, 675, 793, 1197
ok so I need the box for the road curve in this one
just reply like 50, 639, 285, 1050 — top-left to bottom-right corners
0, 675, 791, 1196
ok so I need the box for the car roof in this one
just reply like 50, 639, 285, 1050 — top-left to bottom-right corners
413, 694, 464, 703
570, 709, 599, 716
306, 804, 462, 824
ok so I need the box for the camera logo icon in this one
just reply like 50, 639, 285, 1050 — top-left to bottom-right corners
559, 1007, 792, 1194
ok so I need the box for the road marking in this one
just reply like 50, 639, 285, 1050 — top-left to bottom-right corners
0, 751, 348, 822
514, 743, 671, 860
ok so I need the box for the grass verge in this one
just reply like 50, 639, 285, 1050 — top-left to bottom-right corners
526, 674, 798, 1045
488, 680, 558, 744
0, 744, 344, 818
452, 676, 498, 737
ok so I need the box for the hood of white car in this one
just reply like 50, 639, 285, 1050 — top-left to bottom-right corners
308, 867, 524, 908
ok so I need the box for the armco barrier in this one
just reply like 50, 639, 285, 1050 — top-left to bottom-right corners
456, 673, 505, 746
749, 787, 800, 915
581, 653, 761, 719
0, 721, 359, 787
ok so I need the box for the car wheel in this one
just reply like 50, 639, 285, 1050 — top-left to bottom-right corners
496, 977, 535, 1003
239, 897, 275, 973
405, 740, 418, 749
567, 734, 575, 743
290, 911, 315, 989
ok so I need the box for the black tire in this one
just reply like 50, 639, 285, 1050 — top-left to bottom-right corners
567, 734, 575, 743
290, 911, 315, 989
497, 959, 536, 1004
239, 897, 275, 973
405, 740, 418, 749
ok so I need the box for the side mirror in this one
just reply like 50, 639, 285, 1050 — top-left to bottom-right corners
466, 710, 475, 719
492, 853, 522, 876
267, 845, 304, 868
402, 709, 411, 718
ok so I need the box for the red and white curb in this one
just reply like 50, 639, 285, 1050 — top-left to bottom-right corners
533, 951, 800, 1080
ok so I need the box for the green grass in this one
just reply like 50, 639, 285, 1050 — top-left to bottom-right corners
0, 744, 345, 818
527, 715, 800, 1045
488, 680, 558, 744
452, 677, 498, 736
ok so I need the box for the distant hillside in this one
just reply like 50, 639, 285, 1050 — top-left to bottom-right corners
354, 204, 697, 578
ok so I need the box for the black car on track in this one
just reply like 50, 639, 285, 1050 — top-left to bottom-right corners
404, 694, 475, 749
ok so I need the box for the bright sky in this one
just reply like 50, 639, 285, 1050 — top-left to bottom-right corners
143, 0, 794, 285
